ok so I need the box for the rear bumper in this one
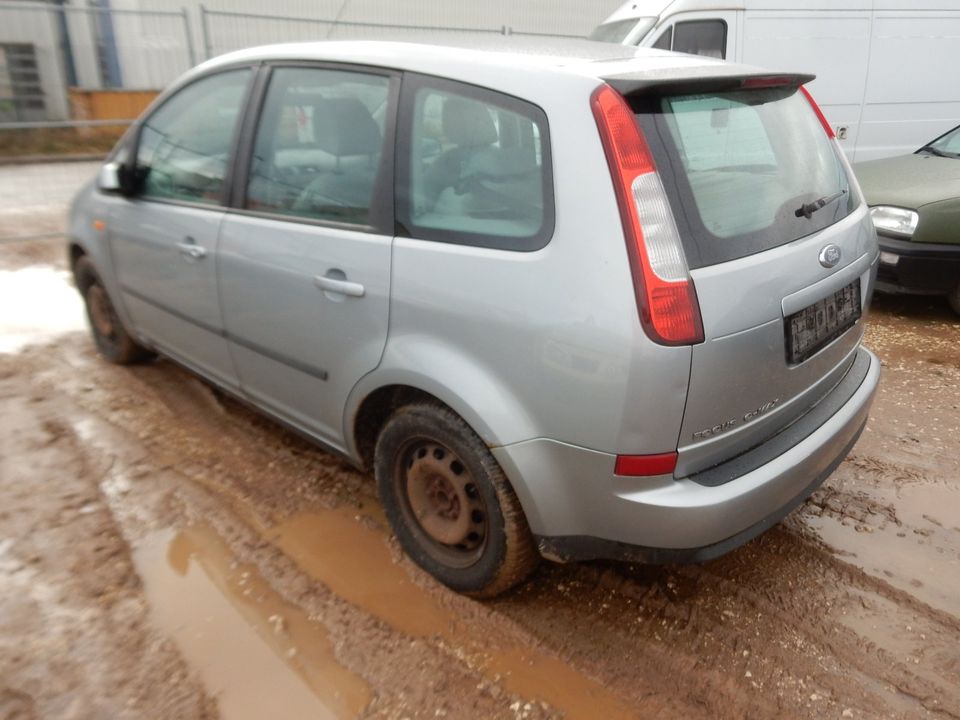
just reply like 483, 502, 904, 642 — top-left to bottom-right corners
875, 235, 960, 295
494, 346, 879, 563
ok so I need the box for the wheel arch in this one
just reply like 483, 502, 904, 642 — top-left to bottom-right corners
346, 357, 537, 473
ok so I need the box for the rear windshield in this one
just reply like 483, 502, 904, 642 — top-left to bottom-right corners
635, 87, 857, 269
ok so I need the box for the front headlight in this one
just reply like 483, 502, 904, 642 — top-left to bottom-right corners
869, 206, 919, 238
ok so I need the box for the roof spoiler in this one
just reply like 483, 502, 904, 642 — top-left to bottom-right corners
602, 67, 816, 97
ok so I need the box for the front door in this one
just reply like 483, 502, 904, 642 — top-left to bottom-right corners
218, 65, 397, 448
108, 68, 252, 388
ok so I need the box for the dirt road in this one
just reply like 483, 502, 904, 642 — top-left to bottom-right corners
1, 165, 958, 719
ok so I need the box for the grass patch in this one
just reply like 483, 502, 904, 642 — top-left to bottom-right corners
0, 125, 127, 159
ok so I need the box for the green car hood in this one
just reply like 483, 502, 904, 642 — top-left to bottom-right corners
854, 153, 960, 209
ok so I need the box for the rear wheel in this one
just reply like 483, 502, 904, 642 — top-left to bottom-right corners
949, 283, 960, 316
74, 257, 153, 365
374, 403, 538, 597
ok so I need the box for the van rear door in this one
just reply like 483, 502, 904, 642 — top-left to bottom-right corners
623, 78, 876, 477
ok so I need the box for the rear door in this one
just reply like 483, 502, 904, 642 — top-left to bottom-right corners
217, 64, 397, 449
632, 82, 876, 476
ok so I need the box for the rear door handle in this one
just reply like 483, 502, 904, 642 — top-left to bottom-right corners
176, 240, 207, 260
314, 274, 365, 298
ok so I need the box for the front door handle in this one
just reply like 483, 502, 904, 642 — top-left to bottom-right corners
314, 273, 365, 298
176, 239, 207, 260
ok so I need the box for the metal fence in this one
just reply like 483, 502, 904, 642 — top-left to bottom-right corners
0, 2, 194, 126
196, 6, 584, 60
0, 0, 617, 131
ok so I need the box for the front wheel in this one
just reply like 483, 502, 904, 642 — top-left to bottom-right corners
949, 282, 960, 316
74, 256, 153, 365
374, 403, 538, 597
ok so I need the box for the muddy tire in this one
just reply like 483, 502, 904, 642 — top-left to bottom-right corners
74, 256, 153, 365
949, 283, 960, 317
374, 403, 538, 597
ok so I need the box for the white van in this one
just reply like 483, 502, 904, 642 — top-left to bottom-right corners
591, 1, 960, 162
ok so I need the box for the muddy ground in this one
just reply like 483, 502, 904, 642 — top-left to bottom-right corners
0, 163, 958, 719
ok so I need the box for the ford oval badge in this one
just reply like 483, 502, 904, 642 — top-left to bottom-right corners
819, 244, 842, 268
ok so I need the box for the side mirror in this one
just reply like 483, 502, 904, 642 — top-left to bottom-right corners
97, 161, 122, 192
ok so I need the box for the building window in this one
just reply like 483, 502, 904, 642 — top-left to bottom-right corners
0, 44, 46, 122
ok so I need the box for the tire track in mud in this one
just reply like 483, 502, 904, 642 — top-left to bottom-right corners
31, 340, 705, 719
549, 521, 960, 719
17, 328, 960, 719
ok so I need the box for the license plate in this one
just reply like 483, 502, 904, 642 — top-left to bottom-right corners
785, 279, 861, 364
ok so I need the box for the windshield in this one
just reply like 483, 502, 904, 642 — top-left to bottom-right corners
635, 86, 857, 269
921, 125, 960, 158
588, 17, 655, 44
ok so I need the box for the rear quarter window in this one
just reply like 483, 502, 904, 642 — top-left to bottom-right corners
397, 74, 554, 252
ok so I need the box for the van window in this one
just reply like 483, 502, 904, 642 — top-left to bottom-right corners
136, 69, 250, 205
651, 20, 727, 59
246, 67, 390, 226
589, 17, 656, 44
673, 21, 726, 59
399, 77, 553, 251
637, 86, 856, 268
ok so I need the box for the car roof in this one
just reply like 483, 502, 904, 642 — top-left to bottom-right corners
192, 38, 813, 99
196, 37, 770, 83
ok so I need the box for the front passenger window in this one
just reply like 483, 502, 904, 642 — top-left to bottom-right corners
136, 69, 250, 205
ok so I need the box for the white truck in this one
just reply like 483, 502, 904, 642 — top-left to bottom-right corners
590, 0, 960, 162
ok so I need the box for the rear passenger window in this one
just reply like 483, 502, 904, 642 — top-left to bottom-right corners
246, 67, 390, 226
399, 77, 553, 251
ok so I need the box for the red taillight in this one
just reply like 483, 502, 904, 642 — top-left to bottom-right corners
591, 84, 704, 346
800, 85, 835, 139
615, 452, 678, 477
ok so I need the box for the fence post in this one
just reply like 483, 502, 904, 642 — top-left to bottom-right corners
181, 7, 197, 66
45, 2, 71, 122
199, 4, 213, 60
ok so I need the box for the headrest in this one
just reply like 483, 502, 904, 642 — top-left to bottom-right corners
311, 97, 381, 157
442, 97, 497, 147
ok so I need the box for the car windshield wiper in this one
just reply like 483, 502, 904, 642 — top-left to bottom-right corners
795, 189, 848, 219
918, 145, 956, 158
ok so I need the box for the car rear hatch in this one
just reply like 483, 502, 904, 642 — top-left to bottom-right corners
600, 65, 875, 478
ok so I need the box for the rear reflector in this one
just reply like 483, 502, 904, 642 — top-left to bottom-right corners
615, 452, 678, 477
591, 84, 704, 346
800, 85, 835, 139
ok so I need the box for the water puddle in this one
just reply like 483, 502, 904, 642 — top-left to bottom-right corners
272, 507, 638, 720
807, 483, 960, 617
0, 265, 85, 353
132, 524, 371, 720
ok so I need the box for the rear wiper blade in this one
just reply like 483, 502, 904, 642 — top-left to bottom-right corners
795, 189, 848, 219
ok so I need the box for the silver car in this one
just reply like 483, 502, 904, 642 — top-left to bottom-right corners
68, 40, 880, 596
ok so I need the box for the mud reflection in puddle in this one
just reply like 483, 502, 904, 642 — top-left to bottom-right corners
0, 265, 85, 353
273, 506, 637, 720
133, 524, 371, 720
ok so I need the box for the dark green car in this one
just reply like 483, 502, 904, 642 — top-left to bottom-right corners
855, 124, 960, 315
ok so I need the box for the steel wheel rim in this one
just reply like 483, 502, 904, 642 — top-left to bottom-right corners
87, 284, 116, 340
395, 438, 488, 569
